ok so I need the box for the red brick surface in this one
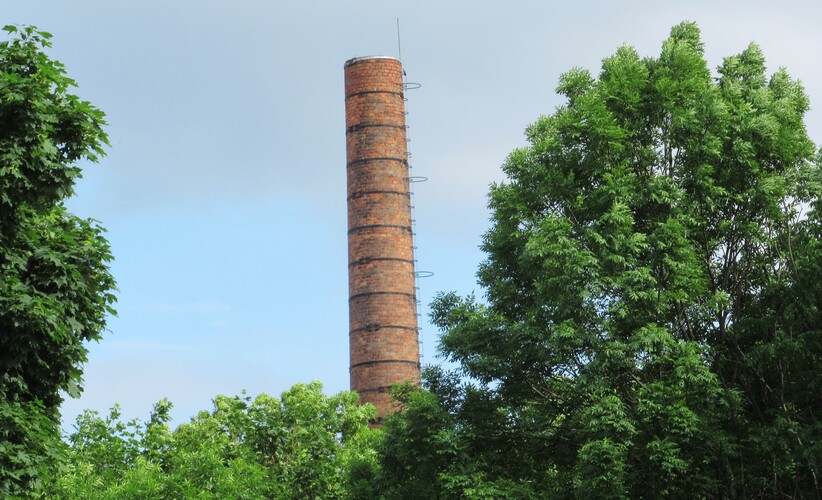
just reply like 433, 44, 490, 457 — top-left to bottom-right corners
345, 57, 420, 420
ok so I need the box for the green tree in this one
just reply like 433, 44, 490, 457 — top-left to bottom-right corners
380, 22, 821, 498
53, 383, 379, 499
0, 25, 115, 495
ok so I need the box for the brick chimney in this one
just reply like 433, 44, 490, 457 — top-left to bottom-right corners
344, 56, 420, 421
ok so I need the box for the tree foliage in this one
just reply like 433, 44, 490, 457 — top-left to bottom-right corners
0, 25, 115, 495
379, 22, 821, 498
52, 383, 379, 499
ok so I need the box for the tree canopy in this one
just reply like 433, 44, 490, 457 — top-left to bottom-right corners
0, 25, 116, 495
52, 383, 379, 499
378, 22, 821, 498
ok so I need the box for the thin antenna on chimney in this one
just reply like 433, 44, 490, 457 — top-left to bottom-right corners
396, 18, 402, 61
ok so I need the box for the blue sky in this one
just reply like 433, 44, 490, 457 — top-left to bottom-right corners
5, 1, 821, 429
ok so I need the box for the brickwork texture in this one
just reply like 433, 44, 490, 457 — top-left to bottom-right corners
344, 56, 420, 420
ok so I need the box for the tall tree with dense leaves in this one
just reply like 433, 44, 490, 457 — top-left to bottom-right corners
379, 22, 821, 498
0, 25, 115, 495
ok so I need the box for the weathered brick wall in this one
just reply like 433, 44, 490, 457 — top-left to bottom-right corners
344, 56, 420, 421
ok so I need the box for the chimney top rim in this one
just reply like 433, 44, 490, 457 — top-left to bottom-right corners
345, 56, 401, 67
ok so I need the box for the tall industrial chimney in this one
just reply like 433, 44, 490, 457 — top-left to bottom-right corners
344, 56, 420, 420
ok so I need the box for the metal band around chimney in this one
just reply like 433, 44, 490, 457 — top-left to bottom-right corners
349, 324, 420, 335
347, 224, 412, 235
349, 257, 415, 267
350, 359, 421, 370
349, 291, 416, 301
345, 89, 404, 99
347, 156, 407, 168
355, 386, 392, 394
346, 123, 407, 134
347, 190, 410, 201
